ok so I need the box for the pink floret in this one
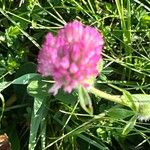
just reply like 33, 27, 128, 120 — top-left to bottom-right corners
37, 20, 104, 95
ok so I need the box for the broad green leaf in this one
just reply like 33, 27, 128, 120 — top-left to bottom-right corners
29, 97, 48, 150
28, 76, 50, 150
13, 62, 37, 96
122, 115, 137, 136
0, 73, 38, 92
27, 75, 50, 100
13, 73, 38, 84
107, 107, 134, 119
78, 85, 93, 115
27, 75, 51, 115
56, 90, 77, 105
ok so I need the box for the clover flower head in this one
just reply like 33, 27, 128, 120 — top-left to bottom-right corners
37, 20, 104, 95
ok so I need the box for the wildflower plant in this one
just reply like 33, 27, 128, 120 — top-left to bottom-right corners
37, 20, 150, 120
37, 20, 104, 95
37, 20, 104, 114
0, 1, 150, 150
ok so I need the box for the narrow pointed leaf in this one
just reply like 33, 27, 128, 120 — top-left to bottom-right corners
122, 115, 137, 136
78, 85, 93, 115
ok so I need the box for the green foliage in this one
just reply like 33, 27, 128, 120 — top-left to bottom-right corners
107, 107, 134, 120
122, 115, 137, 136
78, 85, 93, 115
0, 0, 150, 150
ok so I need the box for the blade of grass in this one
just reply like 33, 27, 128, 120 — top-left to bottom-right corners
44, 113, 105, 149
0, 93, 5, 122
37, 3, 66, 25
0, 8, 41, 49
62, 100, 79, 130
115, 0, 132, 79
133, 0, 150, 11
47, 1, 66, 24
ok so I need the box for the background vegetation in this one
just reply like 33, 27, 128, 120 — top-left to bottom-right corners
0, 0, 150, 150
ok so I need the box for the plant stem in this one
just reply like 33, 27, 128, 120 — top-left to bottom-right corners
89, 87, 128, 107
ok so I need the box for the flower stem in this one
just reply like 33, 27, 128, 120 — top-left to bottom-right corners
90, 87, 150, 121
89, 87, 128, 107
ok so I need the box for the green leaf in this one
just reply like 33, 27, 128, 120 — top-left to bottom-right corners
78, 85, 93, 115
29, 97, 48, 150
0, 73, 38, 92
13, 62, 37, 96
56, 90, 77, 105
5, 25, 21, 47
40, 118, 46, 150
27, 75, 51, 99
13, 73, 38, 84
107, 107, 134, 119
121, 90, 137, 111
143, 15, 150, 21
15, 62, 37, 78
27, 76, 50, 150
122, 115, 137, 136
6, 25, 20, 38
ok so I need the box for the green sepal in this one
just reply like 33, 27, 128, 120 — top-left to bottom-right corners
78, 85, 93, 115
